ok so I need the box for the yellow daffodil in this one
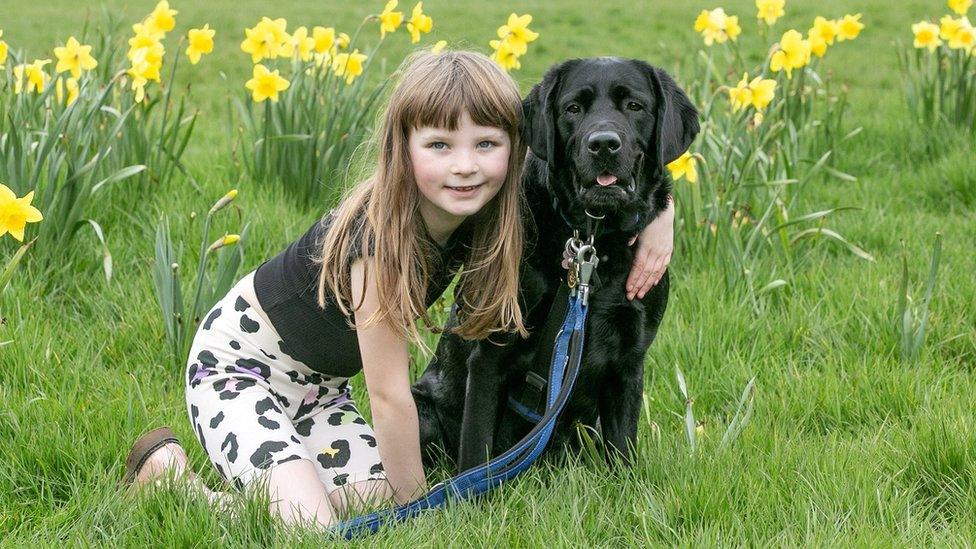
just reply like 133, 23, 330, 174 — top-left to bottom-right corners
941, 15, 963, 40
407, 2, 433, 44
54, 36, 98, 79
728, 73, 777, 112
128, 42, 164, 83
693, 8, 740, 45
126, 36, 164, 104
490, 39, 521, 71
0, 184, 43, 242
808, 33, 827, 57
129, 22, 164, 55
312, 26, 337, 54
949, 0, 972, 16
332, 49, 367, 84
726, 15, 742, 41
290, 26, 315, 61
747, 76, 776, 110
13, 59, 50, 94
496, 13, 539, 55
667, 151, 697, 183
145, 1, 178, 34
0, 30, 9, 67
836, 13, 864, 41
337, 32, 351, 49
770, 29, 811, 78
378, 0, 404, 38
912, 21, 942, 52
728, 74, 753, 112
431, 39, 447, 53
241, 17, 292, 63
947, 20, 975, 51
186, 24, 215, 65
756, 0, 785, 25
55, 76, 79, 105
240, 26, 275, 63
245, 63, 290, 102
810, 16, 840, 45
807, 17, 840, 58
130, 79, 148, 103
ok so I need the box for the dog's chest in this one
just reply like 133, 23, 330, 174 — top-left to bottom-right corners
580, 281, 647, 374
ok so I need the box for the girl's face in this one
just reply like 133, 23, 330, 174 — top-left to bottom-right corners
408, 110, 511, 237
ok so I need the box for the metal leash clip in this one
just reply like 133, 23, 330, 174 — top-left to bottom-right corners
565, 210, 603, 296
573, 242, 599, 305
564, 231, 582, 289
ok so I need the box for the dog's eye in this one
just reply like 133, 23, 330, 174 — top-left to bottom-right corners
565, 104, 581, 114
627, 101, 644, 111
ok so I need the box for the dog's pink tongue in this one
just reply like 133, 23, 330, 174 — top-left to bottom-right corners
596, 174, 618, 186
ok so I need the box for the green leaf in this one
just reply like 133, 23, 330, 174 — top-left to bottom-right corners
790, 227, 875, 262
81, 219, 113, 282
91, 165, 147, 194
0, 238, 35, 294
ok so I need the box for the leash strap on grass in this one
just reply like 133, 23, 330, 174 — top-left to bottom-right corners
333, 288, 588, 539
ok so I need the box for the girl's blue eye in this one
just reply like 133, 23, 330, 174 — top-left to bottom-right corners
478, 140, 496, 149
430, 142, 447, 150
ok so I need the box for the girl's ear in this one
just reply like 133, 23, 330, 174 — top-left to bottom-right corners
521, 61, 572, 164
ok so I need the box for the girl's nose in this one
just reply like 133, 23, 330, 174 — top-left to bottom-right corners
451, 159, 479, 175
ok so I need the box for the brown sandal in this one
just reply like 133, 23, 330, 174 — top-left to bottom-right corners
121, 426, 181, 487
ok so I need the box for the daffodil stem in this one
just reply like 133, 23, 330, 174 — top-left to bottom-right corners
191, 213, 213, 328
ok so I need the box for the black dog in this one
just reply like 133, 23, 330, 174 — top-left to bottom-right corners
412, 58, 699, 472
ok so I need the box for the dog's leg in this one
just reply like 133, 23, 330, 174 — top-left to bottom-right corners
598, 359, 644, 466
457, 339, 512, 472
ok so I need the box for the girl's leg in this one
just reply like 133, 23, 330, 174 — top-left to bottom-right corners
328, 479, 396, 517
185, 369, 345, 528
295, 395, 398, 517
133, 439, 337, 526
182, 270, 344, 527
264, 458, 337, 527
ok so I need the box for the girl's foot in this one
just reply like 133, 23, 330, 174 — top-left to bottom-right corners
122, 426, 189, 488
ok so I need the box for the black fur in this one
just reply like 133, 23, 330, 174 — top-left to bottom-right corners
412, 58, 699, 472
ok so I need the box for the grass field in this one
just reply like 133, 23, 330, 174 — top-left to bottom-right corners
2, 0, 975, 545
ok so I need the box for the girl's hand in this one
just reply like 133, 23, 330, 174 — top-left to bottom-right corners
626, 196, 674, 301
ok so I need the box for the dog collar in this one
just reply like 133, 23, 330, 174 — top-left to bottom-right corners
549, 192, 644, 238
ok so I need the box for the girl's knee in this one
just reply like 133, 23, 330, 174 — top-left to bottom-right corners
263, 458, 338, 528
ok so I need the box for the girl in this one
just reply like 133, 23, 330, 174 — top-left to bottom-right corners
122, 50, 675, 529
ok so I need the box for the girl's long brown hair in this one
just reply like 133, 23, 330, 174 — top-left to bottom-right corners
317, 50, 528, 352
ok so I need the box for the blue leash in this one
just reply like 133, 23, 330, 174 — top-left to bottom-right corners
333, 291, 588, 539
332, 235, 600, 539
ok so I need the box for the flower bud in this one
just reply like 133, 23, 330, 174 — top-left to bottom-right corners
207, 234, 240, 253
209, 189, 239, 215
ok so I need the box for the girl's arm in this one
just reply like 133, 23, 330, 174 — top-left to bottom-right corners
626, 194, 675, 301
349, 258, 427, 505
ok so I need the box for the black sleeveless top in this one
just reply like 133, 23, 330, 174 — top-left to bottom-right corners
253, 212, 473, 377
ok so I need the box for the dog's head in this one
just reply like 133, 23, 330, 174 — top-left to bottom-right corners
522, 58, 699, 229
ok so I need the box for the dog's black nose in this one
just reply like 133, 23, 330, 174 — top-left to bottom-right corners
586, 131, 621, 156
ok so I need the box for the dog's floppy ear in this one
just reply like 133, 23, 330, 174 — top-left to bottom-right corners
521, 62, 567, 163
639, 62, 700, 168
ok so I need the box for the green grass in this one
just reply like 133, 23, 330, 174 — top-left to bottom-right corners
2, 0, 975, 544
